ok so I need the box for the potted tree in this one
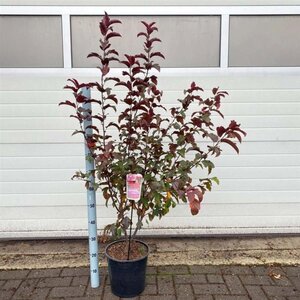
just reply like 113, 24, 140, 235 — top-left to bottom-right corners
60, 13, 246, 298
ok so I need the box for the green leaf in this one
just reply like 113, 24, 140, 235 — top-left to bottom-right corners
202, 160, 215, 175
211, 177, 220, 185
178, 148, 186, 158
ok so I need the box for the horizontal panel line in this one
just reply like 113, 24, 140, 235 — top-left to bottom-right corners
1, 203, 299, 208
1, 103, 299, 106
1, 67, 300, 78
1, 103, 300, 106
1, 179, 299, 184
1, 153, 299, 158
1, 89, 300, 93
1, 166, 299, 171
2, 115, 299, 119
2, 142, 300, 146
2, 127, 300, 131
1, 191, 298, 196
1, 178, 299, 183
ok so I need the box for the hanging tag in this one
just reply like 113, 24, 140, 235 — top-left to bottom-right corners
126, 174, 143, 201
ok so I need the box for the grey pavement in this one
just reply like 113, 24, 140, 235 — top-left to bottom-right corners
0, 265, 299, 299
0, 236, 299, 299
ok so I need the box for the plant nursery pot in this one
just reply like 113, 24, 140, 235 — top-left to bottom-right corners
105, 239, 149, 298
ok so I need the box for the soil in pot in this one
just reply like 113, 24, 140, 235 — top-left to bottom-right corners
106, 240, 148, 260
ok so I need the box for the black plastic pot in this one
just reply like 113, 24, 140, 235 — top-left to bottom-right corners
105, 239, 149, 298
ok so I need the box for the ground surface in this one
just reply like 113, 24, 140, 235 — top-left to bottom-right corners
0, 236, 299, 299
0, 264, 299, 299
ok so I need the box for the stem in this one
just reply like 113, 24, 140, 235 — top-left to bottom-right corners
132, 215, 142, 238
127, 200, 134, 260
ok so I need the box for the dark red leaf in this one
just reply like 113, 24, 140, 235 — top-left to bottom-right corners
63, 85, 77, 93
87, 52, 101, 59
221, 138, 239, 154
137, 32, 148, 38
212, 87, 219, 95
107, 49, 119, 56
186, 187, 203, 215
59, 101, 76, 108
86, 137, 97, 149
107, 122, 120, 130
86, 125, 99, 133
216, 126, 227, 137
185, 133, 195, 143
99, 22, 107, 36
150, 52, 165, 59
108, 19, 122, 26
125, 54, 135, 66
92, 115, 104, 122
101, 64, 110, 76
106, 32, 121, 39
230, 131, 242, 143
149, 37, 161, 43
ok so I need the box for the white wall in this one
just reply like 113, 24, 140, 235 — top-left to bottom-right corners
0, 4, 300, 238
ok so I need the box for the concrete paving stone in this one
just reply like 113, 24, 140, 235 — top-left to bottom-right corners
27, 268, 61, 278
251, 265, 269, 275
49, 286, 86, 298
158, 265, 189, 274
174, 274, 206, 284
245, 285, 269, 300
12, 278, 39, 299
141, 284, 157, 295
140, 296, 176, 300
0, 289, 15, 300
85, 276, 105, 297
263, 285, 299, 297
119, 297, 139, 300
192, 283, 229, 295
157, 274, 174, 295
207, 274, 224, 283
146, 275, 156, 284
282, 266, 300, 277
221, 266, 253, 275
85, 284, 104, 296
1, 279, 22, 291
38, 276, 72, 287
146, 266, 157, 275
71, 275, 89, 287
30, 287, 50, 299
214, 296, 250, 300
102, 285, 119, 299
0, 280, 5, 288
195, 296, 214, 300
268, 297, 288, 300
0, 270, 29, 280
64, 296, 101, 300
189, 265, 222, 274
287, 297, 300, 300
224, 274, 247, 295
239, 274, 274, 285
289, 276, 300, 291
175, 284, 194, 300
61, 267, 90, 277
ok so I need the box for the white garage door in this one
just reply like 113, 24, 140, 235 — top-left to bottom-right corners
0, 4, 300, 238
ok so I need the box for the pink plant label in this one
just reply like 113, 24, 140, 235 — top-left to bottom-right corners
126, 174, 143, 201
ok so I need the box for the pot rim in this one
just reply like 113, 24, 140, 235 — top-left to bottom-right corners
105, 239, 149, 263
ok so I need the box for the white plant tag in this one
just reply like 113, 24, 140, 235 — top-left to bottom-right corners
126, 174, 143, 201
